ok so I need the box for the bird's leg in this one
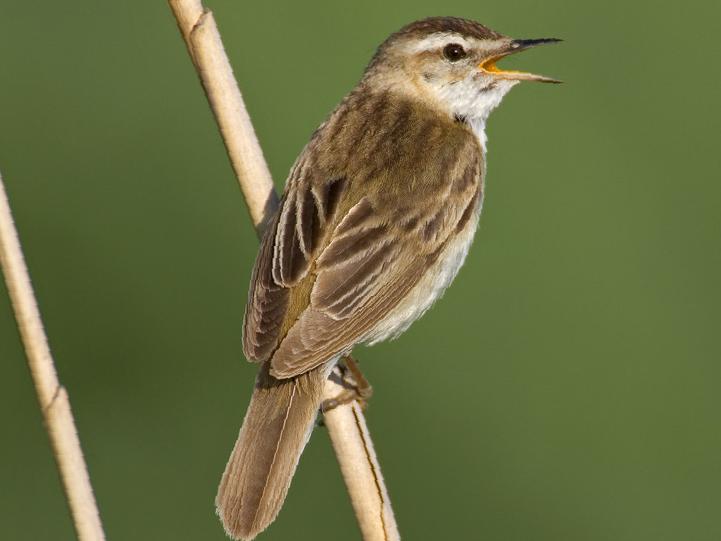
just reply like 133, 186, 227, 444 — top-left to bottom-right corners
320, 355, 374, 413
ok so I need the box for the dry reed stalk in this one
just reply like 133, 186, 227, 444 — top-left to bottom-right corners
167, 2, 400, 538
0, 172, 106, 541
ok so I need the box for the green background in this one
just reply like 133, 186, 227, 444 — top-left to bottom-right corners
1, 0, 719, 539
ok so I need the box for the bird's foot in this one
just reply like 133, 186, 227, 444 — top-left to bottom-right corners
320, 355, 373, 413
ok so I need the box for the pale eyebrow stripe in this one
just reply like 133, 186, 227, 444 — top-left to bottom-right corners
407, 33, 471, 53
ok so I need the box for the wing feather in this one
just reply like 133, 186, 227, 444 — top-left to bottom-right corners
242, 92, 484, 376
242, 207, 290, 362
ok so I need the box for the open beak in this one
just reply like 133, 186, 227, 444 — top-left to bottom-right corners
479, 38, 562, 83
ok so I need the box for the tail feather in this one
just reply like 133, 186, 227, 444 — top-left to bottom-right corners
216, 364, 326, 540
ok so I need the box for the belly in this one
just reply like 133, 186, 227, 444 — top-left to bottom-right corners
362, 203, 482, 346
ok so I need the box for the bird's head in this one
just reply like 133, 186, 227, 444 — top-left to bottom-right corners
365, 17, 561, 126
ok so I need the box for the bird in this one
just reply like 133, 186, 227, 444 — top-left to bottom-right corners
216, 16, 561, 540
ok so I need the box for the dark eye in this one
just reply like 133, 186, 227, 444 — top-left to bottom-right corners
443, 43, 466, 62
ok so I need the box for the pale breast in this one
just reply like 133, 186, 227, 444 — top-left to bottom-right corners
362, 195, 483, 345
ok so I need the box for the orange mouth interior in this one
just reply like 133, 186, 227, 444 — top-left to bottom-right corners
480, 58, 502, 73
479, 56, 526, 76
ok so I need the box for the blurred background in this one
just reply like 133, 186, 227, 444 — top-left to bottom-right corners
1, 0, 720, 539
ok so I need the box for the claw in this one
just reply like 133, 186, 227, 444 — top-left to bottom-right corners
320, 356, 374, 413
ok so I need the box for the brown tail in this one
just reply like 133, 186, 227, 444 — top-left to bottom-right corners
216, 364, 326, 540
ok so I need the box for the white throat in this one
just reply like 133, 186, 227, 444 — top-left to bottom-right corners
435, 76, 518, 153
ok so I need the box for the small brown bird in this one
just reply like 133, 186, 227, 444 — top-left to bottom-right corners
216, 16, 560, 540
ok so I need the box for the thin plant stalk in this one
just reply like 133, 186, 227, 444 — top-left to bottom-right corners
0, 172, 106, 541
167, 1, 400, 539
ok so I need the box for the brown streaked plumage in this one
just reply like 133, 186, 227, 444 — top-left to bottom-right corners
216, 16, 561, 540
